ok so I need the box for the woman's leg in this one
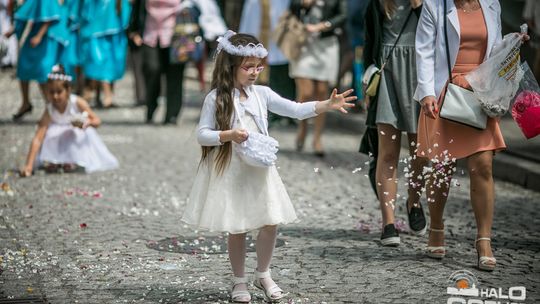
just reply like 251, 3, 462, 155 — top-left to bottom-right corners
406, 133, 429, 233
164, 59, 186, 124
406, 134, 428, 206
467, 151, 495, 263
142, 45, 162, 122
256, 225, 282, 296
129, 46, 146, 105
13, 80, 34, 120
426, 159, 455, 252
16, 80, 31, 112
375, 123, 402, 226
74, 66, 84, 96
294, 78, 315, 151
82, 79, 96, 104
312, 80, 329, 155
228, 233, 249, 300
38, 82, 49, 103
101, 81, 113, 107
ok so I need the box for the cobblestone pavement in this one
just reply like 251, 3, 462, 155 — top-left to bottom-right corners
0, 67, 539, 304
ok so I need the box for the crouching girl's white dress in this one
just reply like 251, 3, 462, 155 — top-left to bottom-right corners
37, 94, 119, 173
182, 85, 318, 234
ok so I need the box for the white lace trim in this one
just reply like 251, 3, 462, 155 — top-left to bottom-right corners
216, 30, 268, 58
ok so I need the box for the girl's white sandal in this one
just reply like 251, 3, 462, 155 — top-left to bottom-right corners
253, 269, 284, 302
231, 276, 251, 303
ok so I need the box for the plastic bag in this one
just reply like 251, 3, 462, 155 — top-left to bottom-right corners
511, 62, 540, 139
466, 25, 528, 117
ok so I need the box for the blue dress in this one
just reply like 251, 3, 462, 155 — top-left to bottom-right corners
15, 0, 69, 83
59, 0, 82, 77
80, 0, 131, 82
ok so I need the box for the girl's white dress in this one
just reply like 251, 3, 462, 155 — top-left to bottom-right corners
37, 94, 119, 173
182, 85, 318, 234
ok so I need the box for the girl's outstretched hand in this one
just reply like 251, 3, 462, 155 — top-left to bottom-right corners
323, 88, 357, 113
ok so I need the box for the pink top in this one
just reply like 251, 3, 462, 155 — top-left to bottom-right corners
143, 0, 182, 48
416, 8, 506, 160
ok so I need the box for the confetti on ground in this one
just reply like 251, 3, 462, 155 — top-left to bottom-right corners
0, 182, 14, 197
64, 188, 103, 198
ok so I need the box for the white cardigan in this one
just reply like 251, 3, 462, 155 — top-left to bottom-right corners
414, 0, 502, 101
197, 85, 317, 146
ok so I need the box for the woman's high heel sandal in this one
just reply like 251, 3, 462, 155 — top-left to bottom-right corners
253, 269, 284, 302
476, 238, 496, 272
231, 276, 251, 303
427, 228, 446, 259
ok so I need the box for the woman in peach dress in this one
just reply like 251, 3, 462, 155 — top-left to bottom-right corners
413, 0, 527, 271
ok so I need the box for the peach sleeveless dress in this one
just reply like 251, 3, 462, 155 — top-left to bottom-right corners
416, 8, 506, 161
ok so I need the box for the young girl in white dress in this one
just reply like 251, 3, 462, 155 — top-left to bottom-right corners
20, 65, 119, 177
182, 31, 356, 303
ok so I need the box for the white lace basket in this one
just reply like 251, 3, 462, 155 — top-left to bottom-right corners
233, 89, 279, 167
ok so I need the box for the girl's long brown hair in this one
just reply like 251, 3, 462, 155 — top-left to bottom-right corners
200, 33, 262, 174
380, 0, 397, 19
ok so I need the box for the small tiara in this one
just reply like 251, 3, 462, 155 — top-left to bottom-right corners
216, 30, 268, 58
48, 73, 73, 82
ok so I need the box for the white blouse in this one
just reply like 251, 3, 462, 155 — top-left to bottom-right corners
197, 85, 318, 146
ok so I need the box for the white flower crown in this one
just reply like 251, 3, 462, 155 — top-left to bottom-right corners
48, 73, 73, 82
48, 64, 73, 82
216, 30, 268, 58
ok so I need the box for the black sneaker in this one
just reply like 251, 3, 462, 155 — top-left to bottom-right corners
380, 224, 400, 246
406, 199, 427, 236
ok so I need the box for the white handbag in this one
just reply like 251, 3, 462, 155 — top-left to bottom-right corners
439, 0, 487, 130
440, 83, 487, 130
233, 89, 279, 167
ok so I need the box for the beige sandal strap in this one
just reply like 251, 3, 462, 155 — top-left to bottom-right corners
427, 246, 445, 251
476, 237, 491, 243
267, 284, 283, 296
479, 256, 497, 264
232, 276, 248, 285
430, 227, 444, 233
254, 269, 271, 279
231, 289, 250, 297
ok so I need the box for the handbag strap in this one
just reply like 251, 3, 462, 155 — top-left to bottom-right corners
276, 12, 294, 46
232, 87, 268, 136
380, 9, 414, 70
443, 0, 453, 84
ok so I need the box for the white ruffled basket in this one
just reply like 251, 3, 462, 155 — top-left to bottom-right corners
233, 89, 279, 167
234, 132, 279, 167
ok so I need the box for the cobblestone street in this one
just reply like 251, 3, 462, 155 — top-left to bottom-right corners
1, 67, 539, 303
